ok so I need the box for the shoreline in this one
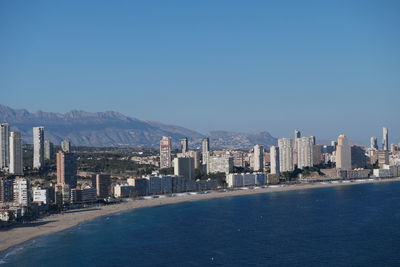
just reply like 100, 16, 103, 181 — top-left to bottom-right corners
1, 177, 400, 254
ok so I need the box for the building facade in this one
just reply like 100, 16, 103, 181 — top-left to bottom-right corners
336, 135, 352, 170
56, 151, 77, 188
159, 136, 172, 169
33, 126, 45, 169
278, 138, 295, 172
253, 144, 264, 172
0, 123, 10, 169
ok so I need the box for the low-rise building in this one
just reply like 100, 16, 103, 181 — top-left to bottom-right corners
113, 184, 134, 198
71, 187, 97, 204
33, 189, 48, 205
226, 173, 266, 188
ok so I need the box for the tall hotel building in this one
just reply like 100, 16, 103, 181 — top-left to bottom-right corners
159, 136, 172, 169
202, 137, 210, 166
180, 138, 188, 153
278, 138, 295, 172
253, 144, 264, 172
0, 123, 10, 169
33, 126, 45, 169
270, 146, 280, 174
296, 136, 314, 169
370, 136, 378, 150
9, 131, 23, 175
382, 127, 389, 151
336, 135, 351, 170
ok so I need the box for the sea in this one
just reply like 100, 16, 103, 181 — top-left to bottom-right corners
1, 182, 400, 267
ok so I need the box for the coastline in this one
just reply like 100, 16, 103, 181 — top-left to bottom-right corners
1, 177, 400, 254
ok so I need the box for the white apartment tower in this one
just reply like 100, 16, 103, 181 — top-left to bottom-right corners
370, 136, 378, 150
9, 131, 23, 175
278, 138, 295, 172
0, 123, 10, 169
382, 127, 389, 151
253, 144, 264, 172
336, 135, 351, 170
33, 126, 45, 169
159, 136, 172, 169
270, 146, 280, 174
180, 138, 188, 154
296, 136, 314, 169
202, 138, 210, 165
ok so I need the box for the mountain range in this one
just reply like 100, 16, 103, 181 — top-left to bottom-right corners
0, 104, 277, 150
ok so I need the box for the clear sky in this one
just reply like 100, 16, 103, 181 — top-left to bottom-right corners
1, 0, 399, 144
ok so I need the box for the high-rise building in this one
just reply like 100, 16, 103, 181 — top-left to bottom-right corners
370, 137, 378, 150
91, 174, 111, 198
0, 123, 10, 169
278, 138, 294, 172
296, 136, 314, 169
336, 135, 351, 170
293, 130, 301, 166
9, 131, 23, 175
159, 136, 172, 169
44, 140, 54, 160
173, 157, 195, 180
33, 126, 45, 169
13, 177, 29, 206
61, 140, 71, 153
56, 151, 77, 188
382, 127, 389, 151
180, 138, 188, 154
253, 144, 264, 172
270, 146, 280, 174
202, 138, 210, 166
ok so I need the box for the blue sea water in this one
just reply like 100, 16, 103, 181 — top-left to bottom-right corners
2, 182, 400, 267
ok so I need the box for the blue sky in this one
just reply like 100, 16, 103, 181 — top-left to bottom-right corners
0, 0, 399, 144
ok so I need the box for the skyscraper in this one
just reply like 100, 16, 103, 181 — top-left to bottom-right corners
253, 144, 264, 172
270, 146, 280, 174
9, 131, 23, 175
61, 140, 71, 153
159, 136, 172, 169
336, 135, 351, 170
278, 138, 294, 172
202, 137, 210, 166
56, 151, 77, 188
296, 136, 314, 169
382, 127, 389, 151
0, 123, 10, 169
180, 138, 188, 153
33, 126, 44, 169
44, 140, 54, 160
370, 137, 378, 150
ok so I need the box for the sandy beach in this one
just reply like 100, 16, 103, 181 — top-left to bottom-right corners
1, 177, 400, 254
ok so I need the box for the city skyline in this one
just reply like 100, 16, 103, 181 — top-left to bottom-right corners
1, 1, 399, 143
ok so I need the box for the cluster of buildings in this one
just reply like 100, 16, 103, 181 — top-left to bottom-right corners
1, 121, 400, 224
0, 124, 113, 223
